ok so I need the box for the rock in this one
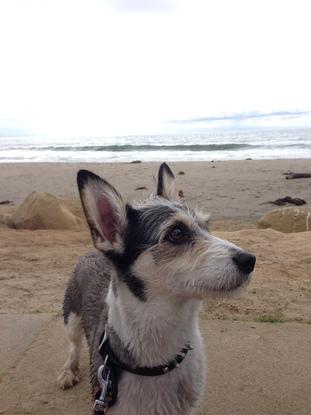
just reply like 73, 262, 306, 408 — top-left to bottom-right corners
8, 192, 83, 230
257, 206, 311, 233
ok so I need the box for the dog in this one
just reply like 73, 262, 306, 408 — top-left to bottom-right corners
57, 163, 256, 415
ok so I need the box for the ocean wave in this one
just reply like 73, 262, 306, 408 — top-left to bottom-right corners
1, 129, 311, 162
27, 143, 255, 152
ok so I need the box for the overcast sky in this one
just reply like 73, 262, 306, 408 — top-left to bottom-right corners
0, 0, 311, 137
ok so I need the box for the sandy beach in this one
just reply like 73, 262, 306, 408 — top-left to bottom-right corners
1, 159, 311, 414
1, 159, 311, 219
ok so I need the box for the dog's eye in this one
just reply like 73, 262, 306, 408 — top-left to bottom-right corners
167, 226, 187, 244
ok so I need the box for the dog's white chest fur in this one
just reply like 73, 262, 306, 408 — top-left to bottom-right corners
106, 287, 206, 415
108, 342, 205, 415
109, 359, 204, 415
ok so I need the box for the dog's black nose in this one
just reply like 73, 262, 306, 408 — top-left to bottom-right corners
233, 252, 256, 274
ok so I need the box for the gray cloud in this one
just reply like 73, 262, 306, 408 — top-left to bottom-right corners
170, 110, 311, 124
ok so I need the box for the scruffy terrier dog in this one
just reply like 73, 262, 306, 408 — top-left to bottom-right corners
57, 163, 256, 415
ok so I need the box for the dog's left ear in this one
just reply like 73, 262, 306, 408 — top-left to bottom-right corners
77, 170, 127, 253
157, 163, 178, 201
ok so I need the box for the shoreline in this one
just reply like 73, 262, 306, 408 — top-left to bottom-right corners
1, 156, 311, 164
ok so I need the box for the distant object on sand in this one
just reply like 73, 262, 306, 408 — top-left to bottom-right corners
267, 196, 306, 206
285, 172, 311, 180
8, 192, 83, 230
258, 206, 311, 233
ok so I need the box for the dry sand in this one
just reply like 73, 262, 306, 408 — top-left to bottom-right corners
1, 159, 311, 219
0, 160, 311, 414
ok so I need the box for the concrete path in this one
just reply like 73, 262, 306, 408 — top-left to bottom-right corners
0, 315, 310, 415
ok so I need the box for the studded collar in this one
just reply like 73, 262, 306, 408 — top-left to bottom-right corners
98, 330, 193, 377
93, 329, 193, 413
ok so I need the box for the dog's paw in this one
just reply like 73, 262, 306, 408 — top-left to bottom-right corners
57, 368, 80, 390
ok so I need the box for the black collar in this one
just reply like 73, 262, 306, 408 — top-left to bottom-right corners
94, 329, 193, 412
99, 331, 193, 376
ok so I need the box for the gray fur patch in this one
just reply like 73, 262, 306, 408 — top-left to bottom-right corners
111, 275, 118, 298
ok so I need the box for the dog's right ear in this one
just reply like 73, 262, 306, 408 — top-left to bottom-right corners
77, 170, 127, 253
157, 163, 178, 201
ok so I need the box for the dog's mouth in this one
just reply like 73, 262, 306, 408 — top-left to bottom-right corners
226, 272, 252, 292
195, 270, 253, 299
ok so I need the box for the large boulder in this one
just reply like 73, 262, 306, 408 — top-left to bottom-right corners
258, 205, 311, 233
8, 192, 83, 230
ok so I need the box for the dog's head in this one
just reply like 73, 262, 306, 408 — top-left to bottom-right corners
77, 163, 255, 301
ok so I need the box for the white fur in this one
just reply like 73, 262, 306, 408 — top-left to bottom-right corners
106, 285, 205, 415
57, 313, 83, 389
132, 211, 250, 300
59, 213, 252, 413
163, 235, 246, 297
102, 229, 251, 414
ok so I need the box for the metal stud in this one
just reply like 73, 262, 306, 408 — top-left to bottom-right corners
163, 367, 169, 373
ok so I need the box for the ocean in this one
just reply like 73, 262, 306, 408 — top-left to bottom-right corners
1, 128, 311, 163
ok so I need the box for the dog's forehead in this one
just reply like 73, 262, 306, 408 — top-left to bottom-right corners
136, 197, 191, 222
133, 197, 209, 229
